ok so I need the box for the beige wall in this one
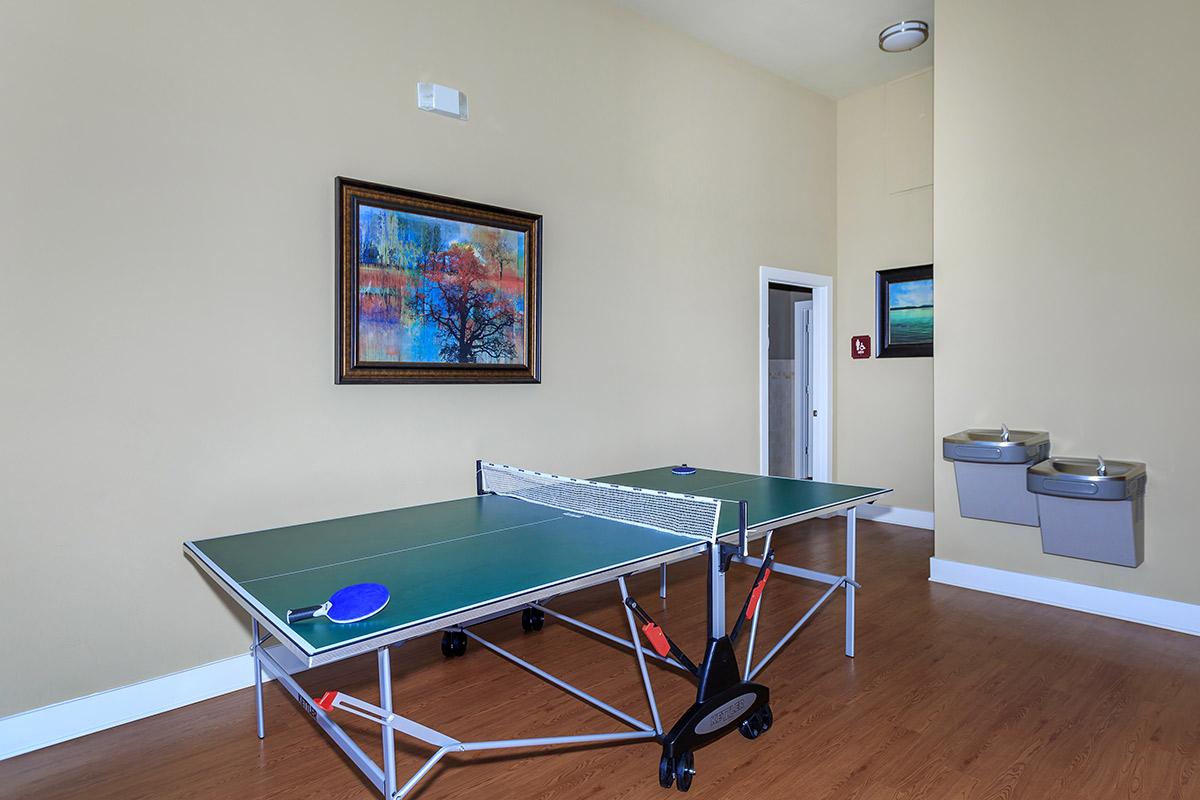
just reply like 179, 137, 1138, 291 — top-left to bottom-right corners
0, 0, 836, 715
934, 1, 1200, 602
835, 71, 933, 511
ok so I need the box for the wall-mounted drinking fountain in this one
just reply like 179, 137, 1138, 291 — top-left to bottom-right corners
943, 425, 1051, 526
1027, 456, 1148, 567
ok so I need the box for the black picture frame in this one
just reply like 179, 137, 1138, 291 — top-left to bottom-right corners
336, 177, 542, 384
876, 264, 933, 358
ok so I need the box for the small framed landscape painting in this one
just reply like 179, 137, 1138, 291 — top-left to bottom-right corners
336, 178, 542, 383
876, 264, 933, 358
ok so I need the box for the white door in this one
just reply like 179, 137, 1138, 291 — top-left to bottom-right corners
793, 300, 813, 479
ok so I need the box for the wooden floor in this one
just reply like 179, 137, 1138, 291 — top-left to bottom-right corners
4, 518, 1199, 799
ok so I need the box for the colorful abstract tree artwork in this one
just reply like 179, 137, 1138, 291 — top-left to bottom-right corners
337, 179, 541, 383
356, 206, 527, 364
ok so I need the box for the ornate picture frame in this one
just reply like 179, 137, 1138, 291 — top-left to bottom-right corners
336, 178, 542, 384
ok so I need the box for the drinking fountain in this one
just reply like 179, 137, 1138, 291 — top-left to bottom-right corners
1027, 456, 1148, 567
942, 426, 1051, 526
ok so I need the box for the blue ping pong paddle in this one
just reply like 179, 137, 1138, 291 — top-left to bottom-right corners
672, 464, 697, 475
286, 583, 390, 624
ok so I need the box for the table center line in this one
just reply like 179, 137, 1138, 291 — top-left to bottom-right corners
677, 476, 769, 493
242, 511, 572, 584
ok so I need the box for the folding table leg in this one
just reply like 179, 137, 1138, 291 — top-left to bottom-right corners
845, 507, 857, 658
659, 563, 668, 599
742, 531, 773, 680
707, 545, 726, 639
618, 576, 663, 735
379, 648, 398, 797
251, 618, 265, 739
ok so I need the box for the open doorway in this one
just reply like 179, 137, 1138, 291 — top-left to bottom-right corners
767, 284, 813, 478
759, 267, 832, 481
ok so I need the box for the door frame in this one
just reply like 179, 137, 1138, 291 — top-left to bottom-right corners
793, 298, 813, 479
759, 267, 832, 481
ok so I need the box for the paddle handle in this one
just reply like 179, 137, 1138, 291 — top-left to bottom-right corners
286, 603, 329, 623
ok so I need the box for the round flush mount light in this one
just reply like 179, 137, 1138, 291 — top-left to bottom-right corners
879, 20, 929, 52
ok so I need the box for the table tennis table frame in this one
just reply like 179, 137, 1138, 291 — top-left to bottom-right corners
646, 497, 873, 680
192, 538, 716, 800
187, 500, 745, 798
185, 467, 884, 800
736, 504, 861, 678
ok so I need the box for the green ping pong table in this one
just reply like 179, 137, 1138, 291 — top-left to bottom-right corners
184, 462, 888, 798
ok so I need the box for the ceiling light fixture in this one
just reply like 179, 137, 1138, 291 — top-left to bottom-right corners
878, 20, 929, 52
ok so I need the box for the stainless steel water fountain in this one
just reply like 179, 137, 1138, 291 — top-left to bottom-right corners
943, 425, 1051, 526
1027, 456, 1147, 567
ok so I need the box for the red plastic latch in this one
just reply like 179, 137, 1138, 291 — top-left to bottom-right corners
314, 691, 338, 711
641, 622, 671, 657
745, 568, 772, 619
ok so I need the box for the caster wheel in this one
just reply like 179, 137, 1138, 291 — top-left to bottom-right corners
521, 607, 545, 632
674, 751, 695, 792
758, 704, 773, 733
739, 705, 773, 739
739, 714, 761, 739
440, 631, 467, 657
658, 754, 675, 789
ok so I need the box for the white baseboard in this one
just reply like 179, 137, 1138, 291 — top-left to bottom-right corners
929, 557, 1200, 636
0, 645, 303, 761
842, 504, 934, 530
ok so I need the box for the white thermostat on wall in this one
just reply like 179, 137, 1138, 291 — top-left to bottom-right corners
417, 82, 468, 120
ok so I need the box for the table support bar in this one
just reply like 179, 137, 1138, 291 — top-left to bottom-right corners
741, 532, 773, 680
394, 731, 655, 799
618, 576, 663, 735
255, 644, 386, 792
529, 603, 689, 673
460, 629, 653, 733
734, 555, 842, 586
746, 581, 841, 682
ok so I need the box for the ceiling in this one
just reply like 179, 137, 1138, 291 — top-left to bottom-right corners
609, 0, 933, 99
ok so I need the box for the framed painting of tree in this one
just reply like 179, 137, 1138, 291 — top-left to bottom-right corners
336, 178, 542, 383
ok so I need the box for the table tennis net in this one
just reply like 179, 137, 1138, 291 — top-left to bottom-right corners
479, 462, 721, 541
